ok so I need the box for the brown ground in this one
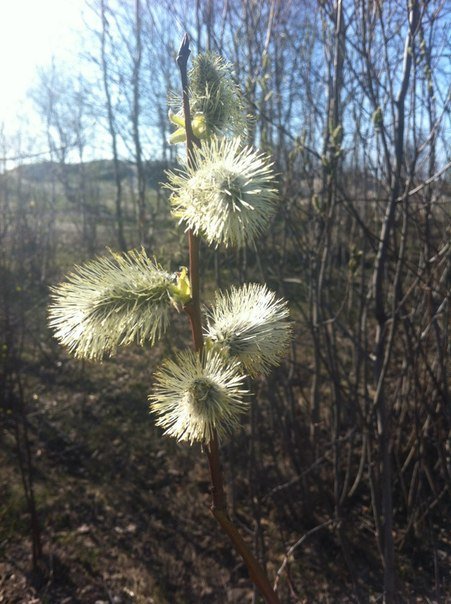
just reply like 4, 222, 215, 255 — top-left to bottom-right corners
1, 342, 450, 603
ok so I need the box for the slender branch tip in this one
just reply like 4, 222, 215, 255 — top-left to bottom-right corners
177, 33, 191, 67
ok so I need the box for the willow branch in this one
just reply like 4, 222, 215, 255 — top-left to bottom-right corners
176, 34, 281, 604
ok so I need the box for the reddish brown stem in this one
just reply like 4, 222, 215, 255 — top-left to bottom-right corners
177, 34, 203, 352
206, 433, 227, 511
176, 34, 281, 604
185, 232, 203, 351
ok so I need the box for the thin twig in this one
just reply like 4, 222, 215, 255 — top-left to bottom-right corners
273, 520, 333, 592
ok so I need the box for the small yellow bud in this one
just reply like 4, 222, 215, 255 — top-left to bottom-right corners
168, 110, 185, 127
168, 110, 209, 144
168, 110, 187, 144
192, 113, 207, 139
176, 266, 191, 300
168, 266, 192, 309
